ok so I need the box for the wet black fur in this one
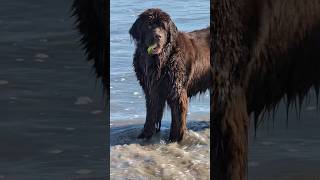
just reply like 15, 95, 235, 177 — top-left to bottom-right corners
211, 0, 320, 179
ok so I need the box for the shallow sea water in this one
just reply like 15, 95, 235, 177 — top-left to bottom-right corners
0, 0, 106, 179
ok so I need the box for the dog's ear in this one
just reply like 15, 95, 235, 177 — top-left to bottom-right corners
167, 20, 178, 43
129, 16, 143, 43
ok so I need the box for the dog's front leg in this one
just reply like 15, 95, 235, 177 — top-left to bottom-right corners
167, 89, 188, 142
138, 92, 166, 139
155, 97, 166, 133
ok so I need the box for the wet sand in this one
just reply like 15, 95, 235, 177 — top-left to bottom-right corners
0, 1, 106, 179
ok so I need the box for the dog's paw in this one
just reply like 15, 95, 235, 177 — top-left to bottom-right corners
155, 127, 161, 133
169, 131, 184, 142
137, 131, 153, 140
137, 132, 145, 139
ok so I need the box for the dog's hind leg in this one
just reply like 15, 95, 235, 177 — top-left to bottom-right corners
212, 87, 248, 180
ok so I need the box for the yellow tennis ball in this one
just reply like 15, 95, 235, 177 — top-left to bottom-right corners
147, 44, 156, 55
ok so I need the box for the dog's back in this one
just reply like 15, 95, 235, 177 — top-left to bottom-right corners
179, 28, 211, 97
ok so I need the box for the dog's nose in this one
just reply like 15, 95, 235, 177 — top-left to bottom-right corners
154, 34, 161, 40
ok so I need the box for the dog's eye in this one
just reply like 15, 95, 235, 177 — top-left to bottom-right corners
147, 25, 152, 29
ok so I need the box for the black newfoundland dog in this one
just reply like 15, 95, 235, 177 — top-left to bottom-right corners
211, 0, 320, 179
129, 9, 210, 142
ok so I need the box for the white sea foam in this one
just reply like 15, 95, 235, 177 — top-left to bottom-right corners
74, 97, 93, 105
110, 120, 210, 179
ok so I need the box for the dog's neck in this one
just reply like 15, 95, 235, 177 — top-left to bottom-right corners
160, 38, 177, 62
141, 40, 176, 83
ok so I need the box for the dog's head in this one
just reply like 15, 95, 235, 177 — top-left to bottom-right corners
129, 8, 178, 55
